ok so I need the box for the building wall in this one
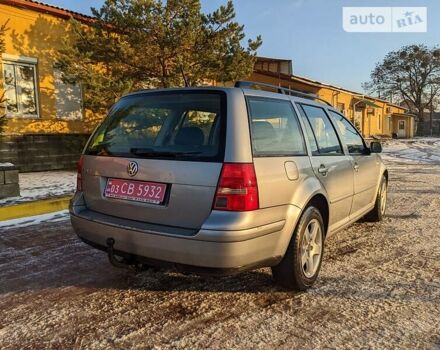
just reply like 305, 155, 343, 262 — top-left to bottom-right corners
254, 59, 292, 75
312, 89, 405, 138
250, 72, 320, 94
0, 3, 99, 135
0, 133, 89, 171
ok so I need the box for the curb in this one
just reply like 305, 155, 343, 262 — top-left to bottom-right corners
0, 196, 72, 221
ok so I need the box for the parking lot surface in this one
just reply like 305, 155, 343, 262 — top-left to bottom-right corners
1, 159, 439, 349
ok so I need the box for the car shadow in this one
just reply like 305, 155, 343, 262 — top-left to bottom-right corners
1, 221, 437, 306
0, 237, 293, 295
0, 219, 300, 295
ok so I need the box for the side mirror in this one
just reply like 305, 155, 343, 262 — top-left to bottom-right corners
370, 141, 382, 153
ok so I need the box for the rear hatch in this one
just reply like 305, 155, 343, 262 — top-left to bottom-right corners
81, 90, 226, 229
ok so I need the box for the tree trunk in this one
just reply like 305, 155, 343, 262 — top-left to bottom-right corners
418, 109, 425, 123
430, 100, 434, 136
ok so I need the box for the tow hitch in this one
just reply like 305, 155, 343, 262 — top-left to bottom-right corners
105, 238, 150, 272
106, 238, 132, 269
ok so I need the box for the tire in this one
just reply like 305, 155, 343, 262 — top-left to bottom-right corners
272, 206, 325, 291
365, 175, 387, 222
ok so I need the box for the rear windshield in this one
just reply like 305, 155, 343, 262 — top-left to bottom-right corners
86, 92, 226, 162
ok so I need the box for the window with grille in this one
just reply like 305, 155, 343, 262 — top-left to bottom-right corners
2, 59, 39, 117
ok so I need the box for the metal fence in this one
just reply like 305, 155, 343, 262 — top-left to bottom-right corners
416, 121, 440, 137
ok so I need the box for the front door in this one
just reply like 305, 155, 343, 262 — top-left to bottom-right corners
349, 153, 380, 217
398, 120, 406, 138
328, 110, 380, 218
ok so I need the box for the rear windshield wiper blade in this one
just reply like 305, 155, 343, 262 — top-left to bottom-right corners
87, 142, 112, 155
130, 148, 202, 157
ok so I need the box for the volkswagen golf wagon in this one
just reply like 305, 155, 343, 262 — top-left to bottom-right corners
70, 81, 387, 291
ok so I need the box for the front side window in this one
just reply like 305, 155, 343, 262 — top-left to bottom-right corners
3, 61, 38, 117
299, 104, 343, 155
328, 110, 366, 154
86, 92, 225, 162
247, 97, 306, 156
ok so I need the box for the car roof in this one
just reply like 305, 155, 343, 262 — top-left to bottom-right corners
123, 86, 330, 109
239, 87, 329, 108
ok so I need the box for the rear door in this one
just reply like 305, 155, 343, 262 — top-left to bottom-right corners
297, 103, 354, 231
328, 110, 380, 217
245, 96, 312, 209
81, 91, 226, 229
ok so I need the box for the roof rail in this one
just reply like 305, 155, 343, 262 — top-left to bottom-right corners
234, 80, 333, 107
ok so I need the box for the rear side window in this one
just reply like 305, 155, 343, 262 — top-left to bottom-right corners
86, 92, 225, 162
328, 110, 366, 154
247, 97, 306, 156
299, 104, 343, 155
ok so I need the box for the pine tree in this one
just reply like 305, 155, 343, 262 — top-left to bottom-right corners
58, 0, 262, 114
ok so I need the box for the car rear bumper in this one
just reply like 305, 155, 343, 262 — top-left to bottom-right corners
70, 194, 301, 271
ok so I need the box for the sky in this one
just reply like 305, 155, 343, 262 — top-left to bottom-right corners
43, 0, 440, 93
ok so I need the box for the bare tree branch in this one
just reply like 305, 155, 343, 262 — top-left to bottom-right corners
365, 45, 440, 121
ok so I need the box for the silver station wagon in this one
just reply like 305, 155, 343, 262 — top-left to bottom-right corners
70, 81, 387, 291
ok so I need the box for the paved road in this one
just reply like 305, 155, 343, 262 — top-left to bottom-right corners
1, 163, 439, 349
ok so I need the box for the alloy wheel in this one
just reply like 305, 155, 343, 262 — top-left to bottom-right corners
380, 180, 387, 215
300, 219, 323, 278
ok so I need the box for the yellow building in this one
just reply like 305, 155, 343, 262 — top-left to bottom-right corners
253, 57, 415, 139
0, 1, 415, 171
0, 0, 97, 171
0, 0, 98, 135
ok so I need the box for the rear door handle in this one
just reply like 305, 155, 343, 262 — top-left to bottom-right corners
353, 162, 359, 172
318, 164, 328, 176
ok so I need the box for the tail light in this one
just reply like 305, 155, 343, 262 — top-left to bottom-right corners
213, 163, 259, 211
77, 155, 84, 191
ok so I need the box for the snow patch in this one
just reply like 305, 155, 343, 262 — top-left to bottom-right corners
382, 138, 440, 164
0, 171, 76, 206
0, 210, 69, 230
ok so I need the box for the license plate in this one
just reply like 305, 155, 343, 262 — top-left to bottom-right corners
104, 178, 167, 204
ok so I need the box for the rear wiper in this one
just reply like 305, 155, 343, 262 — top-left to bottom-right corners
130, 148, 202, 157
88, 142, 112, 155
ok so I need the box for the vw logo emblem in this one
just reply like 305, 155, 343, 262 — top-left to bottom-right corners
127, 161, 138, 177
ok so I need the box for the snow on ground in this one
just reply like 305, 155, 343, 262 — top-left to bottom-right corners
0, 210, 69, 230
382, 137, 440, 164
0, 171, 76, 206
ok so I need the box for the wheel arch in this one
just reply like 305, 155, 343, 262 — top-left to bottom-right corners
305, 194, 329, 236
